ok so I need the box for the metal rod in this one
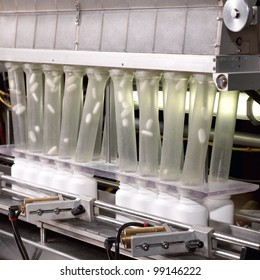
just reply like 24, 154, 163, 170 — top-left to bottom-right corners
212, 232, 260, 250
212, 249, 240, 260
5, 109, 11, 145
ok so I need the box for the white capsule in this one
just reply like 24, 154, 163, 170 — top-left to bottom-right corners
122, 118, 129, 127
29, 131, 37, 143
67, 75, 77, 85
141, 130, 153, 137
15, 106, 26, 115
35, 125, 40, 132
118, 91, 123, 102
47, 146, 57, 155
30, 82, 39, 93
47, 104, 55, 114
63, 138, 69, 143
122, 101, 130, 109
145, 119, 153, 130
9, 80, 15, 90
12, 103, 22, 112
32, 92, 39, 102
85, 113, 92, 124
92, 88, 97, 99
93, 101, 101, 114
198, 128, 206, 144
29, 73, 36, 85
120, 108, 131, 118
50, 86, 58, 93
46, 78, 55, 89
14, 89, 22, 95
67, 83, 77, 93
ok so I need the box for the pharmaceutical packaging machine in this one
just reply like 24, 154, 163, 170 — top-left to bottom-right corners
0, 0, 260, 260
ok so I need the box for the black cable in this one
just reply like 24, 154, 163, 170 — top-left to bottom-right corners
114, 222, 145, 260
8, 206, 30, 260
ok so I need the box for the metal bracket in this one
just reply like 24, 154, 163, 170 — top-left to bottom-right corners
131, 225, 215, 258
75, 1, 80, 26
25, 196, 95, 223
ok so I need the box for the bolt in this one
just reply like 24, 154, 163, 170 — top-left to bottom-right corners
216, 74, 228, 90
141, 243, 149, 251
37, 209, 43, 216
54, 208, 60, 215
161, 242, 169, 249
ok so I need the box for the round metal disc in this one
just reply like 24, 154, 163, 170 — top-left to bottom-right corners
223, 0, 254, 32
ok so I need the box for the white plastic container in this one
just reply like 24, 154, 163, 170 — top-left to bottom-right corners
67, 170, 97, 198
115, 182, 139, 222
204, 195, 234, 224
174, 196, 209, 226
51, 162, 72, 192
134, 184, 158, 216
36, 158, 56, 188
11, 156, 28, 199
153, 186, 179, 220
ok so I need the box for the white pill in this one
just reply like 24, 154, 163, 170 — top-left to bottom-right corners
63, 138, 69, 143
122, 101, 130, 109
145, 119, 153, 130
198, 128, 206, 144
35, 125, 40, 132
120, 108, 131, 118
141, 130, 153, 137
67, 83, 77, 93
46, 78, 55, 88
29, 73, 36, 85
85, 113, 92, 124
93, 101, 101, 114
163, 169, 168, 175
29, 131, 37, 143
122, 118, 129, 127
52, 71, 60, 77
15, 106, 26, 115
47, 104, 55, 114
47, 146, 57, 155
67, 75, 77, 85
32, 92, 39, 102
118, 91, 123, 102
12, 103, 22, 111
92, 88, 97, 99
30, 82, 39, 92
9, 80, 15, 90
14, 89, 22, 95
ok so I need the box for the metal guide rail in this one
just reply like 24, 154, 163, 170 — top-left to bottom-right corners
0, 173, 259, 260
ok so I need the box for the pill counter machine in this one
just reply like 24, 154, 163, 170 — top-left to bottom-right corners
0, 0, 260, 260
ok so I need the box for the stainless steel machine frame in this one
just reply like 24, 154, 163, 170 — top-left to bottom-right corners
0, 0, 260, 260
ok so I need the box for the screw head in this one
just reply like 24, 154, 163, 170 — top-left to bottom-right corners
216, 74, 228, 90
141, 243, 149, 251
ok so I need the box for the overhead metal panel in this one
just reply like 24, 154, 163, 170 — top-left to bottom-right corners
16, 15, 36, 48
0, 15, 17, 48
